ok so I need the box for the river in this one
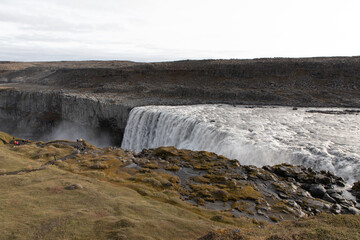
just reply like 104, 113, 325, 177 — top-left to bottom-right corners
122, 105, 360, 183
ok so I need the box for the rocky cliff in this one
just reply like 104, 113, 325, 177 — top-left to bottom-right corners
0, 57, 359, 144
0, 87, 130, 145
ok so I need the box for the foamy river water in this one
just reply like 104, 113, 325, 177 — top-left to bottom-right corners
122, 105, 360, 184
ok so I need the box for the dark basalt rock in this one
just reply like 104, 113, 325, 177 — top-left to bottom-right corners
64, 183, 83, 190
313, 174, 334, 185
322, 193, 337, 203
348, 207, 360, 215
309, 184, 327, 198
271, 164, 303, 179
331, 204, 342, 214
336, 179, 346, 187
131, 147, 360, 222
326, 188, 343, 195
352, 181, 360, 200
329, 192, 344, 203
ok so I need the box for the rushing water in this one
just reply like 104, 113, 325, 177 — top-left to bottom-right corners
121, 105, 360, 183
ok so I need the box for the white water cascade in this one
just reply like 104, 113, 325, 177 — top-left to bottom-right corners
121, 105, 360, 183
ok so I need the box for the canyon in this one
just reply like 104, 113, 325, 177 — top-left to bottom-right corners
0, 57, 360, 145
1, 57, 360, 239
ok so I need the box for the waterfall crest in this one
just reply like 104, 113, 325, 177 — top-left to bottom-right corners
121, 105, 360, 183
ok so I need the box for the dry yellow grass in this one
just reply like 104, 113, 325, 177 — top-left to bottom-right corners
0, 166, 225, 239
1, 132, 360, 240
0, 134, 255, 239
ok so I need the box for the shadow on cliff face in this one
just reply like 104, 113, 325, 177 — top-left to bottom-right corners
40, 121, 113, 147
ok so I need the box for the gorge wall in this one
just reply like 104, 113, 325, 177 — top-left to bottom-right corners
0, 88, 130, 145
0, 57, 359, 145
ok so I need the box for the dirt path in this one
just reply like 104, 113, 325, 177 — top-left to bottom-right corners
0, 166, 46, 176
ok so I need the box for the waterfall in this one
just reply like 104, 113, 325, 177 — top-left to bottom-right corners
121, 105, 360, 183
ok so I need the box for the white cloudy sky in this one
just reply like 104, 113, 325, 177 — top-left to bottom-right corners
1, 0, 360, 62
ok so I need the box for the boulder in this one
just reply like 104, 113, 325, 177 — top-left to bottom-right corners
326, 188, 342, 195
309, 184, 326, 198
352, 181, 360, 199
330, 204, 342, 214
353, 181, 360, 192
336, 178, 346, 187
348, 207, 360, 215
329, 192, 344, 203
301, 183, 311, 191
314, 174, 333, 185
339, 199, 355, 208
257, 209, 268, 218
65, 183, 83, 190
322, 193, 337, 203
271, 164, 303, 179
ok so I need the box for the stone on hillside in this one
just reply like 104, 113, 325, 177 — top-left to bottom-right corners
278, 193, 288, 199
65, 183, 83, 190
339, 199, 355, 208
336, 178, 346, 187
314, 174, 333, 185
329, 192, 344, 203
348, 207, 360, 215
257, 209, 268, 218
309, 184, 326, 198
271, 164, 303, 179
353, 181, 360, 191
322, 193, 337, 203
330, 204, 342, 214
352, 181, 360, 199
326, 188, 342, 195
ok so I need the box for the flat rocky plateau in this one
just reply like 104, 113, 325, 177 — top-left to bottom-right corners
1, 57, 360, 107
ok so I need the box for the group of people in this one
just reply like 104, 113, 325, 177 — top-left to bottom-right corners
12, 138, 28, 146
76, 139, 87, 152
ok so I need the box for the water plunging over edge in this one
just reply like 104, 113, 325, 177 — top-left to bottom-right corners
121, 105, 360, 184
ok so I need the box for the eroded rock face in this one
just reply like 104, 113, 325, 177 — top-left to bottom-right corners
0, 88, 129, 145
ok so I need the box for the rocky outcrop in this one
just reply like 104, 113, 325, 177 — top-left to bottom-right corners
131, 147, 360, 221
352, 181, 360, 201
3, 130, 359, 222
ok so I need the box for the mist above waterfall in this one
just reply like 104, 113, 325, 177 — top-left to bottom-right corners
41, 121, 112, 147
122, 105, 360, 183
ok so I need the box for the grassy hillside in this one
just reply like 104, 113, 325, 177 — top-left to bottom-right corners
0, 132, 359, 240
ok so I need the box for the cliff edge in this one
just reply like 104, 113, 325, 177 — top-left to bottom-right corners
0, 57, 359, 144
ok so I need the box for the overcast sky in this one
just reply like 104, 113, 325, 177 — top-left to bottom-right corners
1, 0, 360, 62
